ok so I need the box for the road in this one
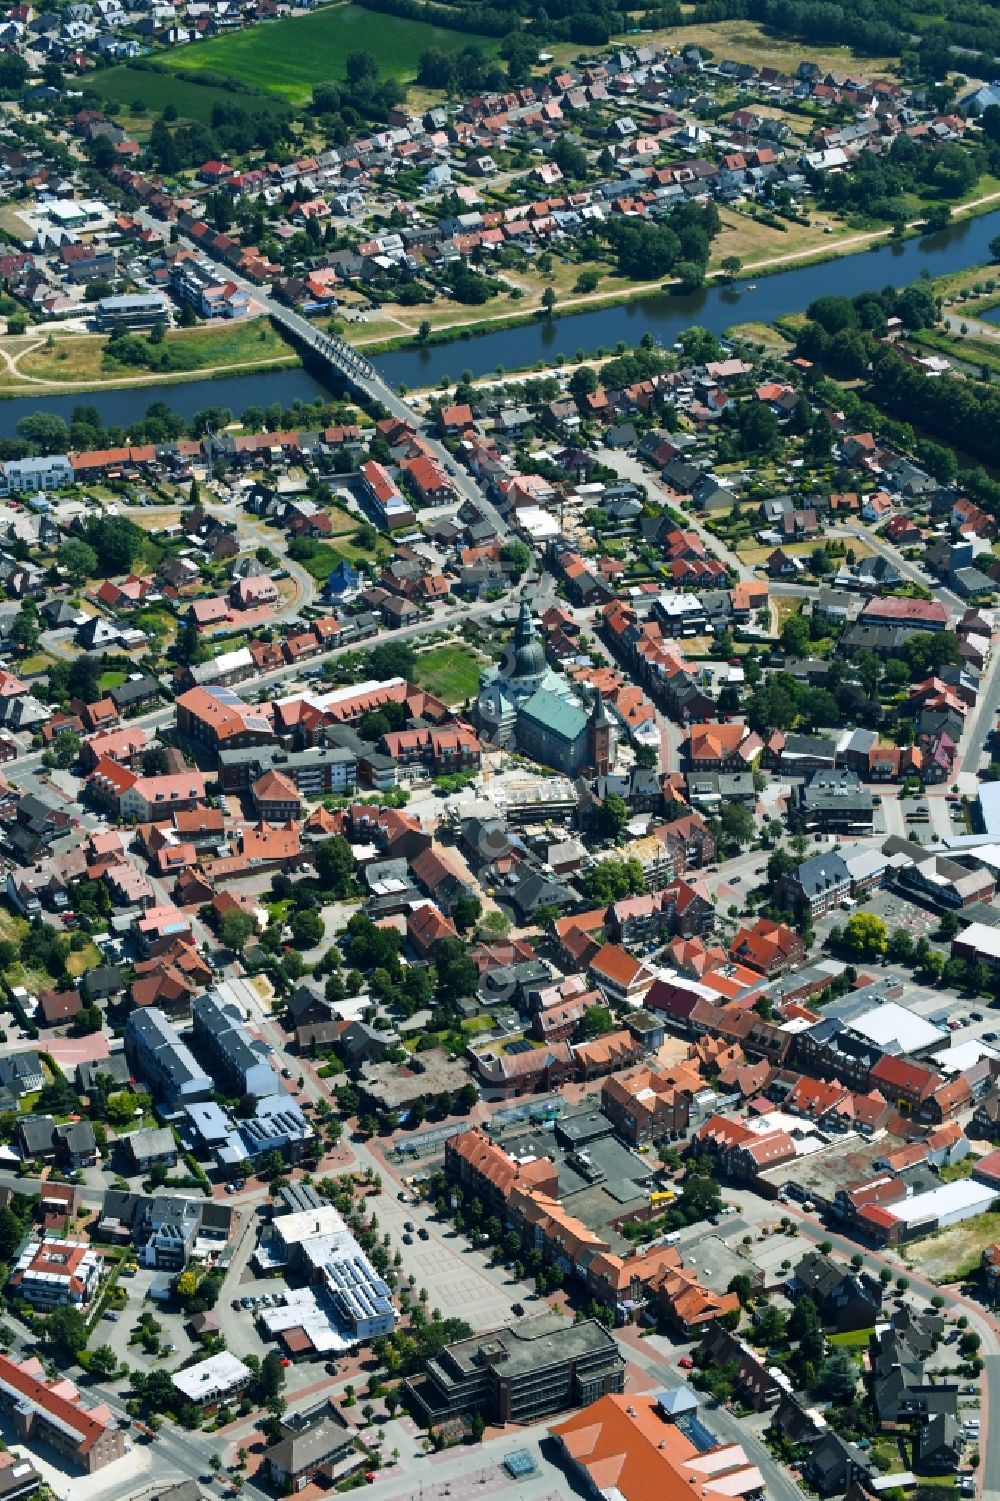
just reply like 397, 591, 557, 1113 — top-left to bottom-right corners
134, 214, 516, 547
780, 1205, 1000, 1501
831, 522, 964, 611
616, 1330, 809, 1501
956, 631, 1000, 786
13, 588, 520, 788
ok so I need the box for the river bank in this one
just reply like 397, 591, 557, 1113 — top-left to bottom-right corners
0, 204, 999, 436
351, 189, 1000, 362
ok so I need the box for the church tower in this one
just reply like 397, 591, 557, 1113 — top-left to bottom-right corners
587, 690, 613, 776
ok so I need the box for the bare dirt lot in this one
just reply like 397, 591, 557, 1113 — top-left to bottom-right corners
902, 1211, 1000, 1282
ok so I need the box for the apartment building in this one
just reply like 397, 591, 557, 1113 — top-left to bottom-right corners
601, 1067, 691, 1144
192, 992, 279, 1102
175, 685, 275, 757
124, 1007, 213, 1110
0, 1356, 126, 1473
8, 1238, 102, 1310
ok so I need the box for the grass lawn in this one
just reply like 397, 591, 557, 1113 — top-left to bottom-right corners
665, 15, 897, 75
728, 320, 794, 352
710, 206, 838, 272
137, 533, 167, 568
16, 321, 296, 385
98, 669, 127, 692
87, 64, 291, 131
910, 327, 1000, 375
415, 643, 484, 704
295, 536, 388, 581
162, 2, 501, 102
17, 652, 54, 676
772, 596, 803, 633
67, 941, 103, 979
828, 1328, 874, 1348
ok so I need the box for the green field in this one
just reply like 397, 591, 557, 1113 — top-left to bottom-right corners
89, 65, 291, 128
161, 2, 501, 101
415, 643, 483, 704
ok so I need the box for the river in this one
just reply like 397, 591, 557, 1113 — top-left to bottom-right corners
1, 208, 999, 437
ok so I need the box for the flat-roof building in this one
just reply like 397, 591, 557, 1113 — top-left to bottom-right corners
172, 1352, 252, 1408
405, 1314, 625, 1426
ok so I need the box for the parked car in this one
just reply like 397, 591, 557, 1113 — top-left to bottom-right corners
678, 1356, 693, 1369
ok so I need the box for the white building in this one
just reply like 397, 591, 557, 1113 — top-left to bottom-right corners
257, 1206, 395, 1350
8, 1238, 102, 1309
883, 1179, 995, 1233
172, 1352, 252, 1407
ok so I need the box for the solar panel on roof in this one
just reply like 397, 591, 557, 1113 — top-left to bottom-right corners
505, 1039, 534, 1056
677, 1414, 719, 1452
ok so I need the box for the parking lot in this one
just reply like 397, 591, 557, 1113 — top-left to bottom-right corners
96, 1268, 199, 1373
863, 888, 942, 939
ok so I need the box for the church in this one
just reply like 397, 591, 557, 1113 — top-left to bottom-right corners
475, 602, 613, 777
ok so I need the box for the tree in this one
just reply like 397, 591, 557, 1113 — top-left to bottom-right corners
104, 1091, 138, 1126
46, 1305, 88, 1358
681, 1169, 722, 1221
141, 745, 170, 777
314, 835, 355, 898
176, 1270, 199, 1299
16, 413, 70, 454
788, 1294, 823, 1368
70, 1003, 103, 1036
580, 1004, 613, 1040
733, 400, 781, 457
218, 908, 256, 953
0, 1205, 23, 1261
842, 912, 889, 959
597, 792, 629, 840
345, 50, 379, 87
52, 730, 80, 769
541, 287, 556, 316
60, 540, 98, 584
9, 607, 39, 655
728, 1273, 755, 1307
937, 909, 960, 941
452, 895, 481, 933
719, 802, 755, 848
780, 614, 810, 656
499, 539, 532, 582
434, 938, 478, 1002
721, 255, 741, 279
818, 1348, 858, 1403
88, 1344, 118, 1380
767, 850, 796, 884
569, 365, 598, 401
81, 515, 143, 576
260, 1149, 285, 1179
259, 1351, 286, 1401
581, 857, 644, 905
290, 908, 324, 949
755, 1302, 787, 1346
370, 641, 416, 680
